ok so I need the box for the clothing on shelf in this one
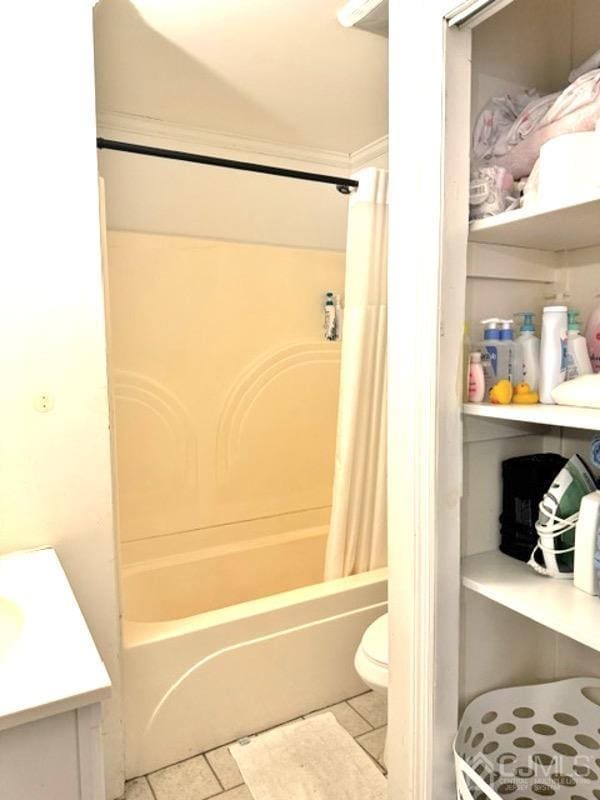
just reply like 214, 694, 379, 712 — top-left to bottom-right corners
470, 64, 600, 218
569, 47, 600, 83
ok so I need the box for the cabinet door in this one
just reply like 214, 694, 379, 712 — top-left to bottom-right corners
0, 705, 104, 800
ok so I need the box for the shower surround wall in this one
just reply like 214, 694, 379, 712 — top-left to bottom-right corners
102, 154, 388, 781
106, 230, 344, 592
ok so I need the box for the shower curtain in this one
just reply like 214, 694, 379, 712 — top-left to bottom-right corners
324, 167, 388, 580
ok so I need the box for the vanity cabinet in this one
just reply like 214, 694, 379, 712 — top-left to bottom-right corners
0, 549, 111, 800
0, 704, 105, 800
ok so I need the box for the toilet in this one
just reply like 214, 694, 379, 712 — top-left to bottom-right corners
355, 612, 388, 693
354, 612, 388, 763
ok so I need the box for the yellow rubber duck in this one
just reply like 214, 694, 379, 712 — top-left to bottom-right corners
512, 382, 539, 404
489, 379, 513, 404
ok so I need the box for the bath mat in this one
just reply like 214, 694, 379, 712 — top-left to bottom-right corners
229, 712, 387, 800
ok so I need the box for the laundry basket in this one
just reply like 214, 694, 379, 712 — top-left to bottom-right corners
454, 678, 600, 800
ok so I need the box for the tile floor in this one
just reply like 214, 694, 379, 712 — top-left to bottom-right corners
124, 690, 387, 800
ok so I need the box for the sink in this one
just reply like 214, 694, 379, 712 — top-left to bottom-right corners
0, 597, 23, 658
0, 549, 111, 732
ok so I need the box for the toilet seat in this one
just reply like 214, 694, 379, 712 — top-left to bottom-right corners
360, 613, 388, 668
354, 613, 388, 692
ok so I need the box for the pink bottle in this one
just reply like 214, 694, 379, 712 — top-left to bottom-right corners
468, 352, 485, 403
585, 291, 600, 373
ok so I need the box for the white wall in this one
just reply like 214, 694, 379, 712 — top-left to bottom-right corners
572, 0, 600, 66
92, 0, 388, 154
471, 0, 572, 114
97, 116, 387, 250
1, 3, 123, 798
99, 147, 350, 250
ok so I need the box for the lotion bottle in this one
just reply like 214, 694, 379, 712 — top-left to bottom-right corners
468, 352, 485, 403
515, 312, 540, 391
566, 309, 593, 380
585, 290, 600, 373
539, 305, 568, 404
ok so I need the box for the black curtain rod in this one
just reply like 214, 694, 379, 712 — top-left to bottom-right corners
96, 138, 359, 194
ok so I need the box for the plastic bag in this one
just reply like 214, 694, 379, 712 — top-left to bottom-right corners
469, 166, 519, 219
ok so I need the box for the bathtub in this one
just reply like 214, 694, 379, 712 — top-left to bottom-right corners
121, 527, 388, 777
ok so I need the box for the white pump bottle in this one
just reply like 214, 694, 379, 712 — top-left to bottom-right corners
539, 305, 568, 404
515, 312, 540, 391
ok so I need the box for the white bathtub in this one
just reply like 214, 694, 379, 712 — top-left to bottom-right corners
121, 528, 387, 777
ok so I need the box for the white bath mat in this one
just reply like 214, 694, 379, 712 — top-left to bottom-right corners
229, 712, 387, 800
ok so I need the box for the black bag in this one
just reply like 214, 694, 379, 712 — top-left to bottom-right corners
499, 453, 567, 562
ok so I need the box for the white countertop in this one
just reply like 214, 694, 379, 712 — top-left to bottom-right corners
0, 548, 111, 731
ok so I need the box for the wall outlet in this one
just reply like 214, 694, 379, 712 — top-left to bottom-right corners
34, 393, 54, 413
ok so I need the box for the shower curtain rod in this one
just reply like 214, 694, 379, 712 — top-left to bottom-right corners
96, 138, 359, 194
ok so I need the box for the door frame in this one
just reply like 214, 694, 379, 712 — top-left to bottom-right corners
387, 2, 476, 798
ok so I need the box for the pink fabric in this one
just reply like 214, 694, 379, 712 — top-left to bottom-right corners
505, 92, 560, 146
492, 70, 600, 179
472, 91, 536, 160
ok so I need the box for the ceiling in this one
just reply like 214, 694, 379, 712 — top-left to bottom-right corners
93, 0, 388, 154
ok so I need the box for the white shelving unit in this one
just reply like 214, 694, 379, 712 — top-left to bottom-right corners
462, 551, 600, 652
469, 194, 600, 251
405, 2, 600, 795
463, 402, 600, 432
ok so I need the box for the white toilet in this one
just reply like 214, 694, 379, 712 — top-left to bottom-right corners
354, 613, 388, 764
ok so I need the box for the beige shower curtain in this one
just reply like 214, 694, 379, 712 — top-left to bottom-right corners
324, 167, 388, 580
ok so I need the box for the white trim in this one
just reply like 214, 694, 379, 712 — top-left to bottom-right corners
445, 0, 516, 28
76, 704, 106, 800
96, 111, 352, 172
432, 22, 474, 796
387, 2, 448, 799
97, 110, 387, 176
350, 135, 389, 170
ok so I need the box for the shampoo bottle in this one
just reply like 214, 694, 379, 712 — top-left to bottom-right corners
566, 309, 593, 380
481, 318, 501, 396
585, 290, 600, 373
498, 319, 518, 384
539, 305, 568, 404
515, 312, 540, 391
324, 292, 337, 341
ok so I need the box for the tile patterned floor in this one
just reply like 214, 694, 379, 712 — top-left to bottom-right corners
124, 690, 387, 800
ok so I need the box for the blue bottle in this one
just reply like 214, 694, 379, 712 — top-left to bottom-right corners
480, 318, 501, 396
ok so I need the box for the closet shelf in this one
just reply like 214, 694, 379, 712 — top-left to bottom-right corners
462, 551, 600, 652
462, 402, 600, 432
468, 193, 600, 251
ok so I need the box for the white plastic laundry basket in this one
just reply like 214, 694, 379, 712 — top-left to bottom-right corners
454, 678, 600, 800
